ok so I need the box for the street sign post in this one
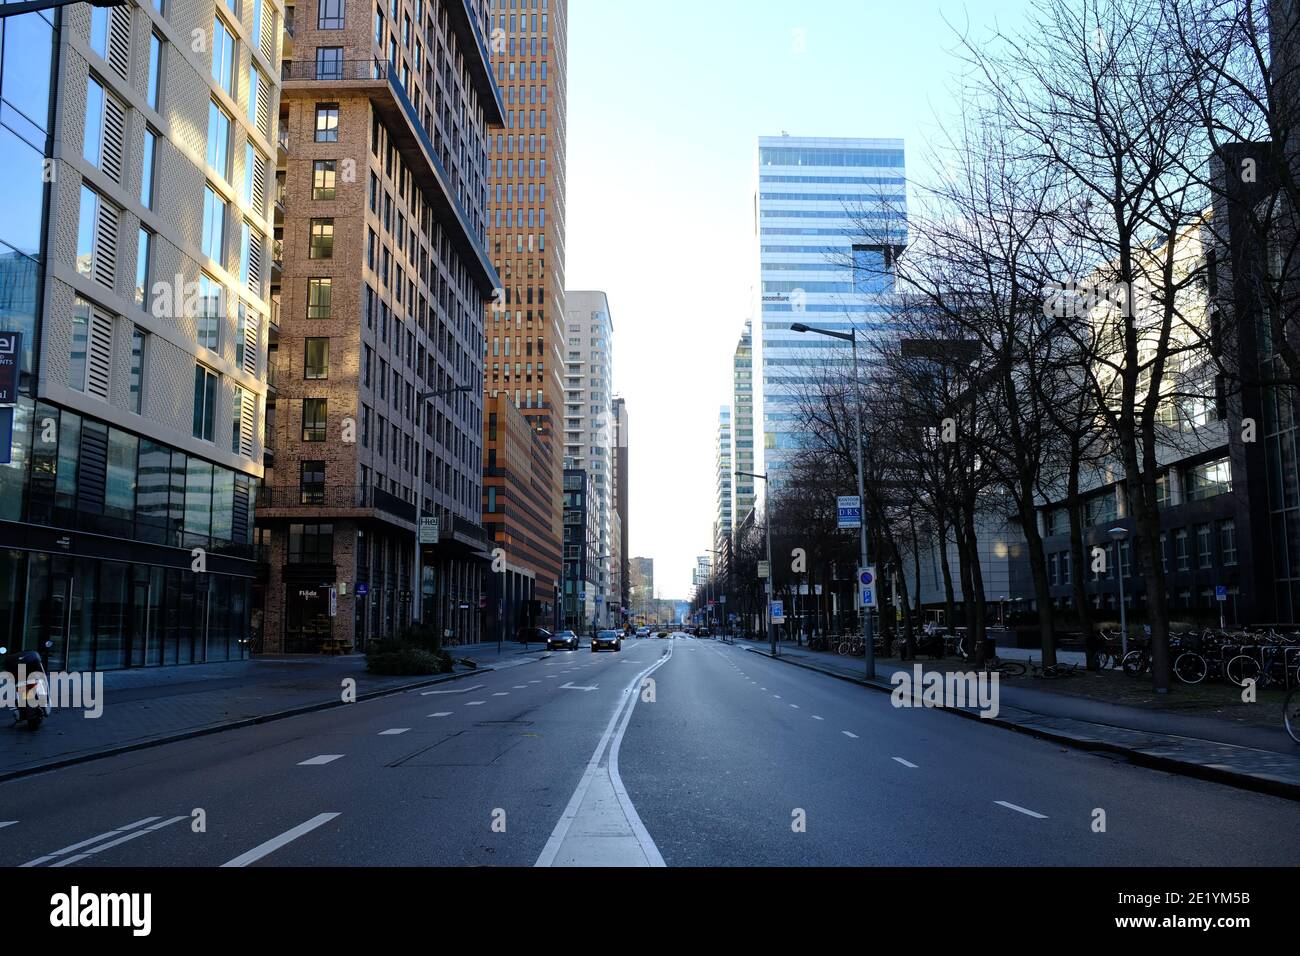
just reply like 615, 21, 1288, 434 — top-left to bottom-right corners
419, 516, 440, 545
1216, 585, 1228, 628
837, 495, 862, 530
771, 601, 785, 624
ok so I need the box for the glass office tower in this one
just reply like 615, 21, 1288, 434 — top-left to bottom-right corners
754, 135, 906, 487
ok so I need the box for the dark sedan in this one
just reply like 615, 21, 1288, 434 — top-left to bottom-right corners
592, 629, 622, 653
548, 630, 580, 651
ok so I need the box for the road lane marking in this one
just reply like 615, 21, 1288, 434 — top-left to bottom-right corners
812, 715, 824, 720
466, 701, 486, 706
428, 712, 452, 718
52, 815, 188, 867
995, 801, 1048, 819
529, 680, 541, 683
0, 821, 15, 829
790, 704, 799, 709
842, 731, 859, 739
20, 816, 161, 867
773, 695, 782, 699
492, 692, 509, 697
536, 647, 672, 868
892, 757, 918, 768
379, 728, 410, 735
422, 684, 486, 696
220, 813, 341, 868
298, 755, 345, 765
513, 685, 528, 689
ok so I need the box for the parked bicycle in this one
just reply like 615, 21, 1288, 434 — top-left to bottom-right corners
1286, 687, 1300, 745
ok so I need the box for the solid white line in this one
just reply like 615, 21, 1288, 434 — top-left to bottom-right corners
842, 731, 859, 739
465, 701, 486, 706
790, 704, 799, 709
421, 683, 485, 696
0, 821, 16, 829
995, 801, 1048, 819
812, 715, 824, 720
535, 647, 673, 868
428, 712, 452, 718
379, 728, 410, 735
298, 754, 344, 765
892, 757, 918, 768
220, 813, 341, 868
21, 816, 160, 867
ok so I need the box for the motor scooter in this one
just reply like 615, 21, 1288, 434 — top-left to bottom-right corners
0, 642, 52, 729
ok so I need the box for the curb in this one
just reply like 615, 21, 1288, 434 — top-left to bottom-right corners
742, 646, 1300, 802
0, 665, 495, 784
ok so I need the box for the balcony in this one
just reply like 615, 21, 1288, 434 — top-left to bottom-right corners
279, 59, 498, 297
257, 484, 417, 526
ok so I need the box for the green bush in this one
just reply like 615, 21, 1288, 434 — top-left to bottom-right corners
365, 640, 454, 676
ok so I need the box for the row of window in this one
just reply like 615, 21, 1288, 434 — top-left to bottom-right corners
1045, 520, 1239, 586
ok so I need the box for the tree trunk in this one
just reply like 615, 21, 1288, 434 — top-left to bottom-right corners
1018, 492, 1057, 667
1066, 438, 1097, 669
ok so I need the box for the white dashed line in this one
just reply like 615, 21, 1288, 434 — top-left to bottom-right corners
812, 715, 824, 720
995, 801, 1048, 819
379, 728, 410, 735
466, 701, 486, 706
842, 731, 859, 739
298, 754, 345, 766
492, 692, 509, 697
773, 694, 782, 699
0, 822, 15, 830
789, 704, 799, 709
513, 685, 528, 689
428, 712, 452, 718
892, 757, 918, 768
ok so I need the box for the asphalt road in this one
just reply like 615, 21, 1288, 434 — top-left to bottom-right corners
0, 634, 1295, 867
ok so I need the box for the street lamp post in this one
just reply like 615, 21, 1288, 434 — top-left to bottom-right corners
791, 323, 874, 679
1109, 527, 1129, 659
738, 471, 775, 657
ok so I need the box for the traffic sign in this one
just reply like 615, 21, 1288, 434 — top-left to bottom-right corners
858, 566, 878, 608
356, 583, 370, 596
419, 516, 440, 544
837, 495, 862, 530
1215, 585, 1228, 602
770, 600, 785, 623
758, 561, 770, 579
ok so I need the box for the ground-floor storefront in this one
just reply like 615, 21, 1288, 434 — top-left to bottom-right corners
0, 540, 255, 670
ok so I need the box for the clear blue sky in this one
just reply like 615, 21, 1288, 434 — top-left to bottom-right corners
563, 0, 1035, 598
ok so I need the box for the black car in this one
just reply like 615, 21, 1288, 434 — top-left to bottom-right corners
548, 629, 580, 651
592, 629, 622, 652
518, 626, 552, 645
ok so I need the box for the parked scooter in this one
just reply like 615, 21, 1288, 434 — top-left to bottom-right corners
0, 642, 52, 729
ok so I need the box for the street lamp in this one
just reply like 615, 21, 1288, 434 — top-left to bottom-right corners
414, 383, 474, 636
790, 322, 875, 679
1109, 527, 1129, 658
737, 471, 776, 657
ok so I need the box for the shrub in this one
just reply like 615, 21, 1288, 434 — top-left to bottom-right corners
366, 640, 453, 676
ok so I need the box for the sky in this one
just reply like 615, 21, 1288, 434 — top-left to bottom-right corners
563, 0, 1036, 598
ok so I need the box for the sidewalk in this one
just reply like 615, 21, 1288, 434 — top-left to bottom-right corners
737, 638, 1300, 799
0, 645, 550, 782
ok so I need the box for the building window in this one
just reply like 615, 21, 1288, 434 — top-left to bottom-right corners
1175, 529, 1190, 571
202, 184, 226, 264
288, 523, 334, 563
207, 100, 231, 178
312, 159, 337, 199
193, 365, 217, 441
314, 103, 339, 141
307, 277, 332, 318
147, 33, 164, 110
319, 0, 345, 28
212, 17, 236, 96
1196, 523, 1214, 569
304, 337, 329, 379
129, 328, 146, 413
300, 461, 326, 503
309, 218, 334, 258
69, 302, 90, 391
302, 397, 327, 441
1220, 519, 1237, 566
141, 129, 158, 207
1185, 458, 1232, 501
315, 46, 343, 79
198, 273, 222, 350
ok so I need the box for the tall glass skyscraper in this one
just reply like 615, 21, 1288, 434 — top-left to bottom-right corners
754, 136, 906, 486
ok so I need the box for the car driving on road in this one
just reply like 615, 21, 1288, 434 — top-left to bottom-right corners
592, 629, 622, 652
548, 629, 580, 651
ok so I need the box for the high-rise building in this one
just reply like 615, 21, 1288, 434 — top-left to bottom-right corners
731, 320, 755, 527
564, 290, 615, 624
561, 467, 596, 629
611, 395, 628, 615
715, 405, 732, 550
261, 0, 503, 651
482, 0, 568, 632
0, 3, 280, 666
754, 135, 906, 486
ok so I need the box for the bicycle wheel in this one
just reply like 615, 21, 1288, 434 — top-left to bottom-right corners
1226, 654, 1260, 688
837, 641, 851, 657
1093, 651, 1113, 671
996, 661, 1027, 678
1285, 689, 1300, 745
1173, 652, 1207, 685
1121, 650, 1147, 677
